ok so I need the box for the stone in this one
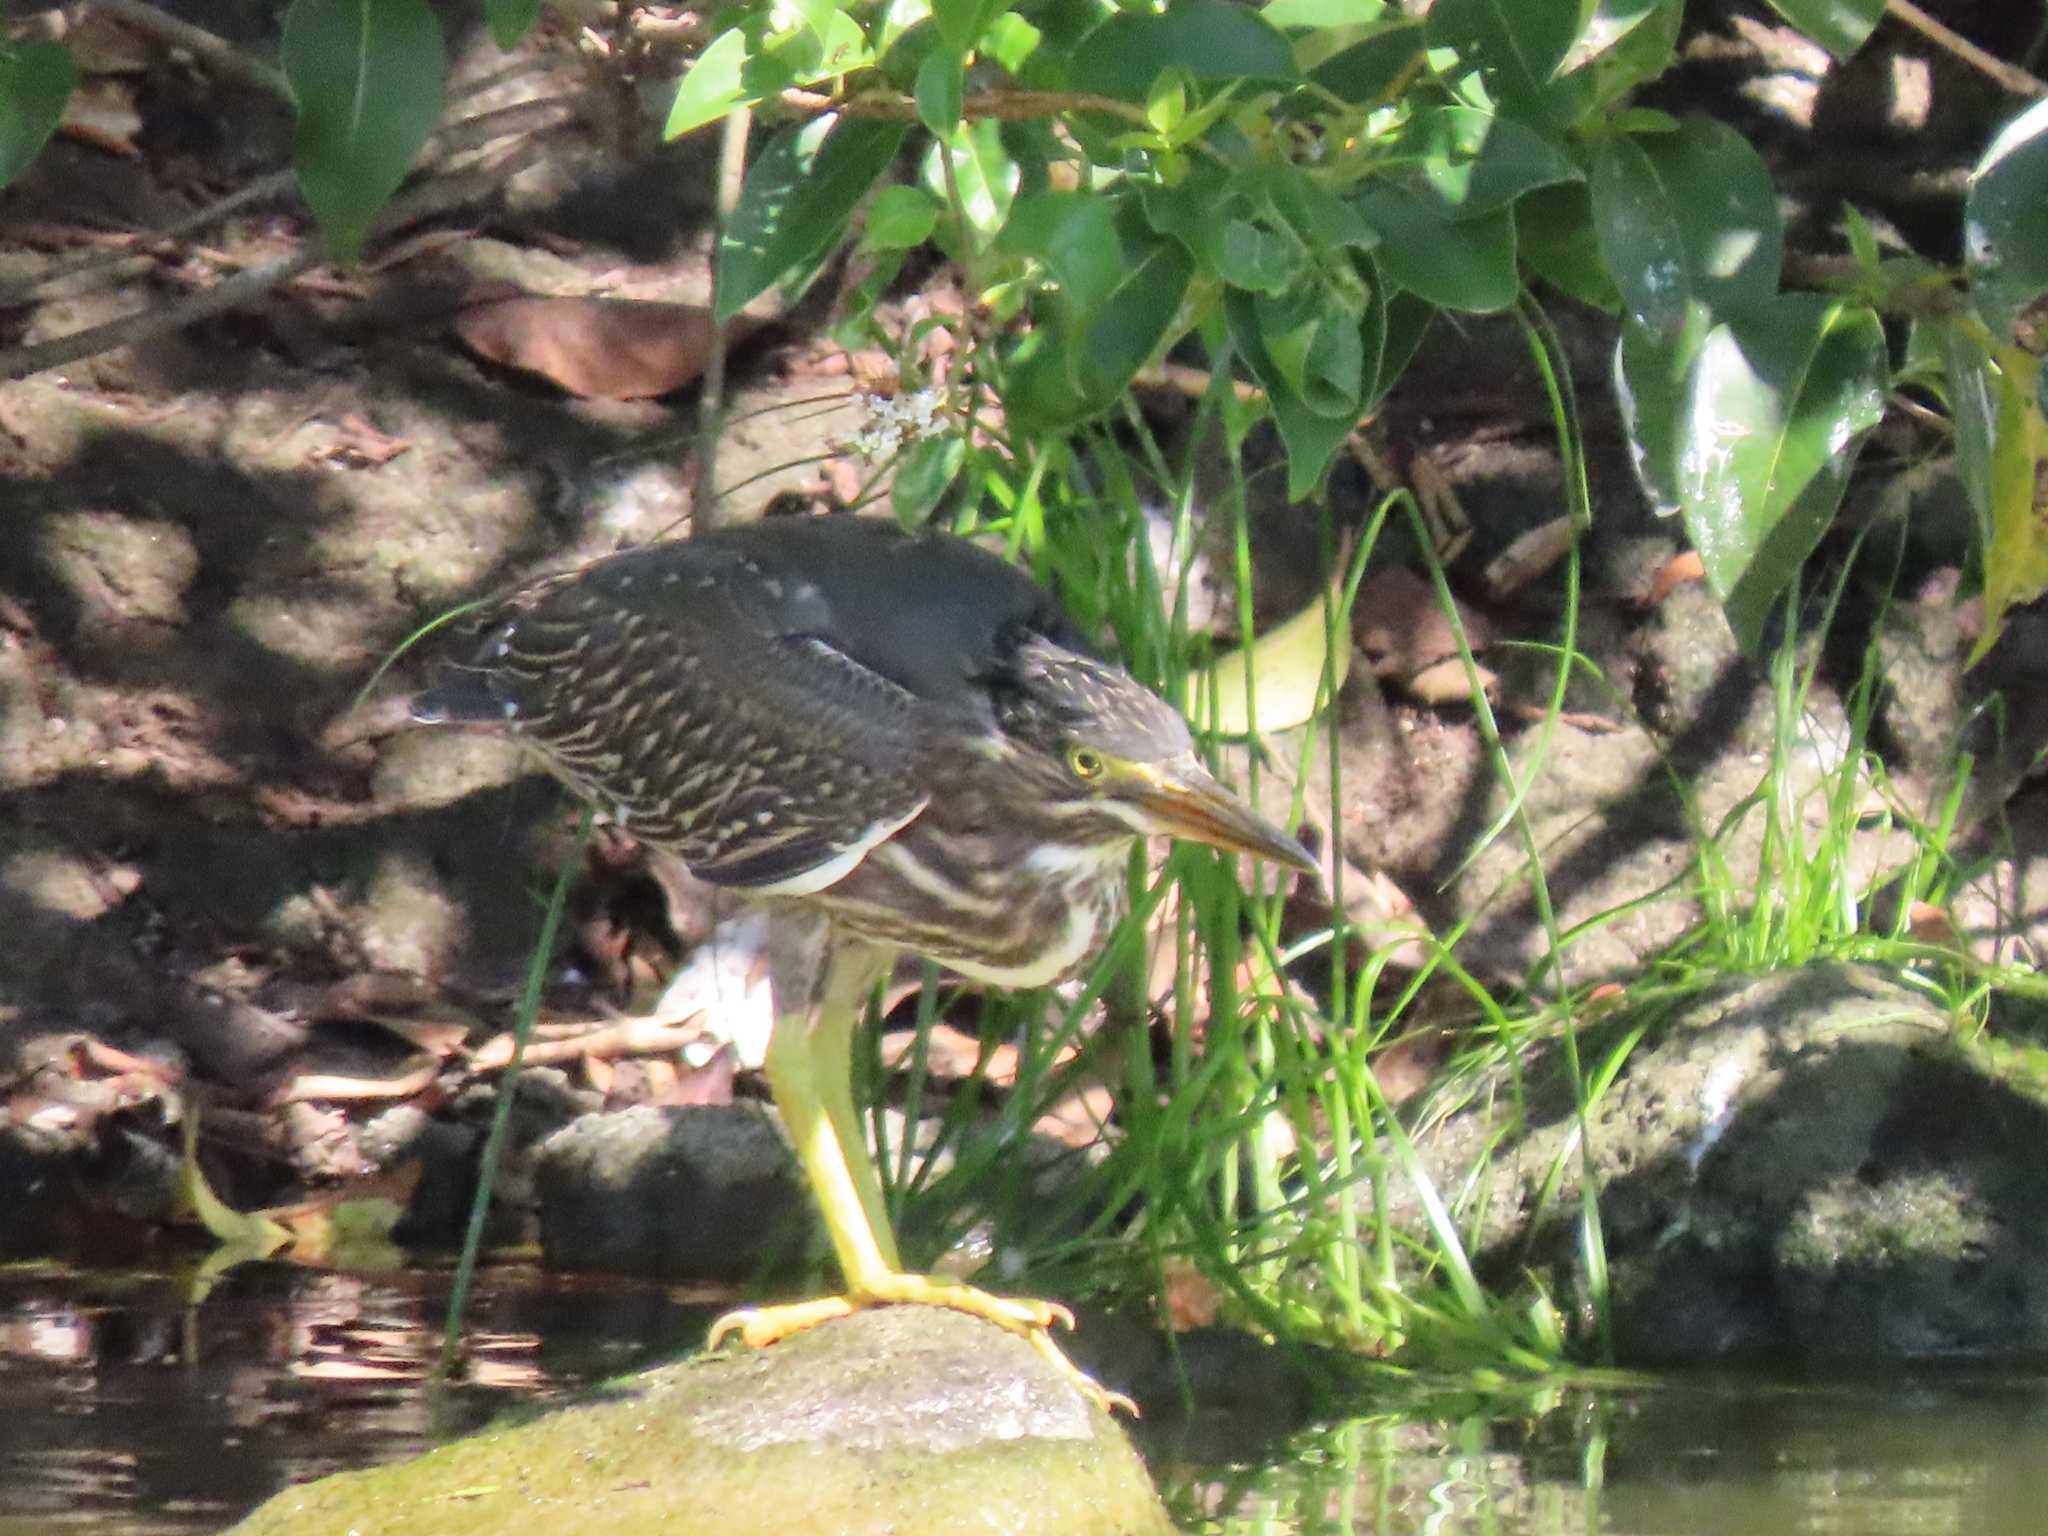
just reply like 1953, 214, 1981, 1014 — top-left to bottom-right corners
227, 1306, 1173, 1536
1393, 964, 2048, 1364
534, 1103, 812, 1281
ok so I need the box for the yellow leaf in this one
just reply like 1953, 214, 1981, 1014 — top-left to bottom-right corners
1970, 344, 2048, 666
179, 1111, 291, 1256
1187, 583, 1351, 736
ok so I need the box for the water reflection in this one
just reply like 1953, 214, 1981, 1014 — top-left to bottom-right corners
9, 1264, 2048, 1535
0, 1262, 711, 1534
1160, 1367, 2048, 1534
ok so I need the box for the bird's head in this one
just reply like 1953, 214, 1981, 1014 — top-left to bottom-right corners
987, 633, 1318, 875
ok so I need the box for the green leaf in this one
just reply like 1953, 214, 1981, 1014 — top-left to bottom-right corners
1069, 0, 1299, 100
984, 13, 1041, 75
1393, 105, 1583, 219
0, 42, 73, 191
718, 115, 908, 323
1365, 287, 1433, 410
1517, 181, 1623, 312
863, 183, 942, 250
1759, 0, 1882, 60
1425, 0, 1593, 138
928, 118, 1017, 242
1309, 18, 1426, 105
914, 49, 965, 135
1189, 580, 1354, 735
282, 0, 446, 263
1264, 0, 1388, 28
1671, 295, 1887, 651
893, 432, 967, 524
1589, 116, 1781, 333
931, 0, 998, 55
1556, 0, 1670, 74
1007, 220, 1193, 430
1356, 186, 1518, 313
1967, 97, 2048, 341
665, 27, 751, 139
483, 0, 542, 50
998, 191, 1125, 311
1225, 287, 1360, 498
1614, 303, 1713, 515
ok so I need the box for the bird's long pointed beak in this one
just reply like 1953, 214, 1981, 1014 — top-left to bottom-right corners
1130, 759, 1320, 874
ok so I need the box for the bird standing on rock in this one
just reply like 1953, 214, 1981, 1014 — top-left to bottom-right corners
412, 514, 1316, 1410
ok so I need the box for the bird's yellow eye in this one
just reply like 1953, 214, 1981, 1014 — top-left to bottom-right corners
1068, 745, 1106, 781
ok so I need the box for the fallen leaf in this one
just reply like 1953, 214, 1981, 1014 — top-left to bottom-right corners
1642, 549, 1706, 608
1482, 516, 1575, 598
455, 296, 729, 400
1188, 582, 1353, 736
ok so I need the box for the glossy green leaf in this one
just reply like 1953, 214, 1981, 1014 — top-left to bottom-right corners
1973, 343, 2048, 661
998, 191, 1124, 312
1557, 0, 1670, 73
1309, 18, 1426, 105
1967, 97, 2048, 341
718, 116, 907, 322
1356, 186, 1518, 313
984, 12, 1041, 74
1579, 0, 1683, 105
665, 27, 750, 139
1264, 0, 1388, 28
914, 49, 965, 134
893, 432, 967, 524
931, 0, 999, 55
1069, 0, 1298, 100
1760, 0, 1882, 59
0, 42, 72, 191
1671, 295, 1887, 651
863, 183, 942, 250
1941, 322, 1997, 538
1364, 287, 1433, 410
1517, 181, 1624, 312
1007, 222, 1193, 429
1614, 303, 1713, 515
282, 0, 445, 263
1424, 0, 1592, 138
927, 118, 1018, 242
483, 0, 541, 49
1589, 117, 1781, 333
1393, 105, 1583, 219
1225, 287, 1362, 498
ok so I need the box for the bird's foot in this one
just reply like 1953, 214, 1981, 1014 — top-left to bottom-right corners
707, 1274, 1136, 1416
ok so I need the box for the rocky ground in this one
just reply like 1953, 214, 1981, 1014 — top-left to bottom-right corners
5, 0, 2048, 1373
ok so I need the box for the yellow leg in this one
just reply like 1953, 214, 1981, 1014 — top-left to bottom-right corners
707, 929, 1133, 1415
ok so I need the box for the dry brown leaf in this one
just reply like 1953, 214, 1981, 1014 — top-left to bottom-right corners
455, 296, 726, 400
1643, 549, 1706, 608
276, 1058, 441, 1104
1032, 1082, 1115, 1150
1482, 516, 1575, 599
59, 77, 141, 157
1161, 1257, 1221, 1331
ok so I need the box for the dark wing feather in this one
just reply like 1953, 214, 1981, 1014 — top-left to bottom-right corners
416, 527, 971, 889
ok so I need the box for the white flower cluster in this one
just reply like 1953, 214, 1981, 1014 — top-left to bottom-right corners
850, 386, 950, 462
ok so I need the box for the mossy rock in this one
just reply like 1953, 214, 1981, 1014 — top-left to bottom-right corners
231, 1305, 1172, 1536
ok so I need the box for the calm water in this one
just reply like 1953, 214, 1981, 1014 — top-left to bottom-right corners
5, 1262, 2047, 1535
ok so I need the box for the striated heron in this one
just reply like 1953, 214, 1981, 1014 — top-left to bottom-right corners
412, 514, 1315, 1408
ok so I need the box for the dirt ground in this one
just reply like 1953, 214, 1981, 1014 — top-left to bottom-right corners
3, 0, 2046, 1246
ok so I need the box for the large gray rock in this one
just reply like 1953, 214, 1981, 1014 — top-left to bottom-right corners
534, 1103, 812, 1281
1398, 964, 2048, 1364
229, 1305, 1173, 1536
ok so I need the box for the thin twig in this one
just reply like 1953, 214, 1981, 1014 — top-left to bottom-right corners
0, 135, 552, 380
90, 0, 290, 99
693, 105, 751, 533
1887, 0, 2045, 98
0, 170, 295, 304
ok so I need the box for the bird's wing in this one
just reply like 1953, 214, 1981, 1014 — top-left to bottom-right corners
416, 540, 936, 891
